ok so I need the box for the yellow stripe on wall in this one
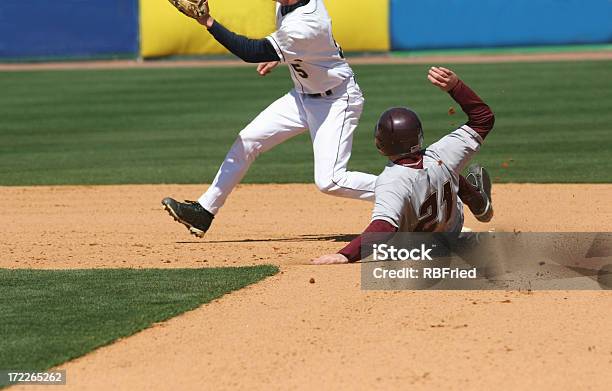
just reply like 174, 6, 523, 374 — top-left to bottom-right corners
140, 0, 275, 58
326, 0, 390, 52
140, 0, 390, 58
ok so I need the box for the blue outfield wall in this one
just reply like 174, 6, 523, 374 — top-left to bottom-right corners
0, 1, 139, 60
1, 0, 611, 61
390, 0, 612, 50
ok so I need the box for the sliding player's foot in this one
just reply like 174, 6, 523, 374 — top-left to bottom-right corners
466, 164, 493, 223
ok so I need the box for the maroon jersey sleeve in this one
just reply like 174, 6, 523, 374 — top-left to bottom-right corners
449, 80, 495, 140
339, 219, 398, 263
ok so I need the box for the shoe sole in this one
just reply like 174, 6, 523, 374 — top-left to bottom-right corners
474, 199, 494, 223
469, 165, 494, 223
162, 202, 206, 238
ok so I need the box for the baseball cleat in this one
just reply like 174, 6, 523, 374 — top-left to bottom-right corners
466, 164, 494, 223
161, 197, 214, 238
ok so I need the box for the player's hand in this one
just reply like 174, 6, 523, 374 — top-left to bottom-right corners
168, 0, 211, 24
311, 253, 349, 265
257, 61, 280, 76
427, 66, 459, 92
195, 0, 213, 29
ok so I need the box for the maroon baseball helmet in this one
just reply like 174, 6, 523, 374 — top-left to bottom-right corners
374, 107, 424, 157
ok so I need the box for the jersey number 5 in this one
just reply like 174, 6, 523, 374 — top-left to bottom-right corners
414, 181, 453, 232
290, 60, 309, 78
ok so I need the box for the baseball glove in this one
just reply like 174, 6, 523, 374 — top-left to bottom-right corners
168, 0, 209, 20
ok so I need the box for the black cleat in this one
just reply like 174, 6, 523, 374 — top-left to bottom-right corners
161, 197, 214, 238
466, 164, 494, 223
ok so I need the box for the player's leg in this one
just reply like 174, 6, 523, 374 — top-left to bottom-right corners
163, 91, 308, 237
306, 77, 376, 201
458, 165, 493, 223
198, 90, 308, 214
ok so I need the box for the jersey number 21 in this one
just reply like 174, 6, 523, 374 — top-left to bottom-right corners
415, 181, 453, 232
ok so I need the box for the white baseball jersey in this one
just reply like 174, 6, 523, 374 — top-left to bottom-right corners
371, 126, 484, 233
266, 0, 353, 94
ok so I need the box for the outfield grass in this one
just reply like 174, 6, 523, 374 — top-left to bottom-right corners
0, 266, 278, 383
0, 61, 610, 185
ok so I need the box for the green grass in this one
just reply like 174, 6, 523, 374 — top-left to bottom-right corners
0, 266, 278, 382
0, 61, 610, 184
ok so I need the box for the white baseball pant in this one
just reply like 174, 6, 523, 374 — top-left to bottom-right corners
198, 77, 377, 215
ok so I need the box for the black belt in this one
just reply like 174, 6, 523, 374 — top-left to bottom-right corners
305, 89, 333, 98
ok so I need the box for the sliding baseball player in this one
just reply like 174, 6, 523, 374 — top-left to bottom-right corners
313, 66, 495, 264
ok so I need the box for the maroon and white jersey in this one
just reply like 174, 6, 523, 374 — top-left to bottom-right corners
371, 125, 483, 233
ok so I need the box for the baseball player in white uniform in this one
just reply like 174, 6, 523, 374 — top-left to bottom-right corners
162, 0, 377, 237
313, 66, 496, 264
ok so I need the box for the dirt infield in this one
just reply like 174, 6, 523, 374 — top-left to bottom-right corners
1, 50, 611, 72
3, 184, 612, 390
